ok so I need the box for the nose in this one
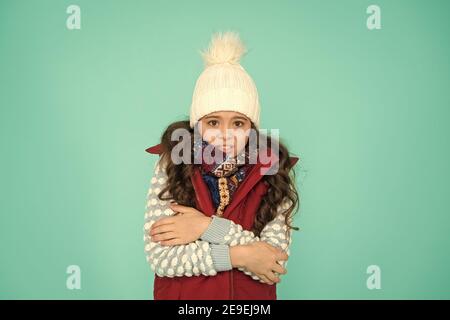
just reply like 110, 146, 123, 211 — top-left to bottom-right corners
221, 130, 234, 144
215, 125, 229, 137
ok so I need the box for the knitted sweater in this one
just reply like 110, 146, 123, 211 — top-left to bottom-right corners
143, 160, 293, 283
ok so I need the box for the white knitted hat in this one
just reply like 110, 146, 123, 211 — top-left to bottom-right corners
189, 31, 261, 129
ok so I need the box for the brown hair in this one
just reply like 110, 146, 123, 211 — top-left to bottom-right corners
156, 120, 300, 237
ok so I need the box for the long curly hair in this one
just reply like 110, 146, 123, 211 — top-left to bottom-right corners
155, 120, 300, 237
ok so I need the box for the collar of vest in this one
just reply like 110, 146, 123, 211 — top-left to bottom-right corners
145, 143, 299, 167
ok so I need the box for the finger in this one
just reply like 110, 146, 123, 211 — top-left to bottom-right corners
169, 203, 195, 214
152, 231, 177, 242
265, 271, 281, 284
151, 217, 175, 229
160, 238, 181, 246
259, 275, 274, 285
150, 224, 174, 236
272, 263, 287, 275
275, 251, 289, 261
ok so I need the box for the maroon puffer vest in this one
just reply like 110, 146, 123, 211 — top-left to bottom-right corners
145, 143, 299, 300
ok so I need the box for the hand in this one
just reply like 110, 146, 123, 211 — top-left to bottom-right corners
230, 242, 288, 285
149, 203, 212, 246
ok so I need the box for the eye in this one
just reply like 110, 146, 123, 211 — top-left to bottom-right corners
234, 121, 244, 127
207, 120, 219, 127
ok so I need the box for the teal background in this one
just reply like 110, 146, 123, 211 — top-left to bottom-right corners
1, 0, 449, 299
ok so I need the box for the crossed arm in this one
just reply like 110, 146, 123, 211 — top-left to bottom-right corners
143, 159, 293, 283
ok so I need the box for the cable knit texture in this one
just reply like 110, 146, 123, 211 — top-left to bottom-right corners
144, 159, 292, 282
189, 31, 261, 128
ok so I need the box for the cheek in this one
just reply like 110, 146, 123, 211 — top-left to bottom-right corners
234, 135, 248, 146
199, 124, 220, 143
234, 127, 251, 144
204, 135, 219, 144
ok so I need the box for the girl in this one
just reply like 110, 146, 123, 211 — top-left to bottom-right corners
143, 31, 300, 300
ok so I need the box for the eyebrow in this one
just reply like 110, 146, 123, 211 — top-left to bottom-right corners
203, 115, 249, 121
232, 116, 249, 121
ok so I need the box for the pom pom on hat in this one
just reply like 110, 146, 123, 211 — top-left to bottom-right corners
199, 31, 248, 67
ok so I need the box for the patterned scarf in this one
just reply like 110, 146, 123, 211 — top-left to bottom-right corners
193, 139, 256, 216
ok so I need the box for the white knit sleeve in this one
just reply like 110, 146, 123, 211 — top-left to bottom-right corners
144, 159, 235, 277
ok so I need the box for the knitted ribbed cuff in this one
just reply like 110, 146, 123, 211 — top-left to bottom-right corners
200, 215, 232, 244
210, 244, 232, 272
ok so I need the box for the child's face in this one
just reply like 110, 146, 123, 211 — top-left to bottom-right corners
198, 111, 252, 157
